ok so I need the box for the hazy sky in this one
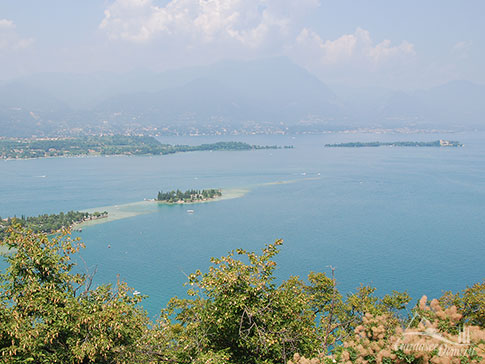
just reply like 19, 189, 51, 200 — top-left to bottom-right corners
0, 0, 483, 89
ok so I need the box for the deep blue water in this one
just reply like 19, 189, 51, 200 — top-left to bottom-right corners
1, 132, 484, 318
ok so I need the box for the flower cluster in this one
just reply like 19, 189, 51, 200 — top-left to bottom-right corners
290, 297, 485, 364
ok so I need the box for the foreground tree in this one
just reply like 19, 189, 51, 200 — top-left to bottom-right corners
162, 241, 412, 364
0, 225, 150, 363
1, 226, 482, 364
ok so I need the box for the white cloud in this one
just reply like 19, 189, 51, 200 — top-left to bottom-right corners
98, 1, 417, 86
452, 40, 472, 60
0, 19, 15, 29
453, 40, 472, 51
295, 27, 415, 67
100, 0, 414, 67
100, 0, 319, 48
0, 19, 33, 51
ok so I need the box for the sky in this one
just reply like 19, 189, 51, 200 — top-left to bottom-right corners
0, 0, 483, 89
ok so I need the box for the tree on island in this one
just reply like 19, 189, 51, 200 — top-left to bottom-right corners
0, 210, 108, 240
156, 188, 222, 203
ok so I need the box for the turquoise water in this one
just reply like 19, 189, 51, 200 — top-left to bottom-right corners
1, 132, 484, 318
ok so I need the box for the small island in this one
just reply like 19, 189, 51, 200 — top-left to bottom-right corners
0, 210, 108, 240
324, 140, 463, 148
156, 189, 222, 204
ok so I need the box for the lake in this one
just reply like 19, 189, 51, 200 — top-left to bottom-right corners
1, 132, 484, 318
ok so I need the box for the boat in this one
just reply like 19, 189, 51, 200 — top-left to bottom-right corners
133, 290, 141, 296
187, 209, 195, 214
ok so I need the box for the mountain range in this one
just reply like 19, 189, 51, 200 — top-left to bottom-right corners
0, 57, 483, 136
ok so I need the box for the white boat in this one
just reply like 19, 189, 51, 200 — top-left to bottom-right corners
187, 209, 195, 214
133, 290, 141, 296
